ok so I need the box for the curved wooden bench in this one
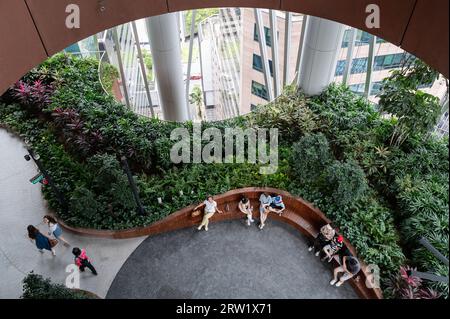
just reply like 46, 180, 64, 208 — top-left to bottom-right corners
57, 186, 383, 299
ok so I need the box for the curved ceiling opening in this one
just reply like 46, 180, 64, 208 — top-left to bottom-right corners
0, 0, 448, 97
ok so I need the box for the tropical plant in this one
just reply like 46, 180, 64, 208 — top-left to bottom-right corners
21, 272, 94, 299
2, 53, 449, 297
386, 266, 440, 299
323, 160, 368, 208
189, 86, 204, 120
291, 133, 333, 184
378, 59, 442, 146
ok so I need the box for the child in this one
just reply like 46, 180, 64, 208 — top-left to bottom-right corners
72, 247, 98, 275
322, 234, 344, 262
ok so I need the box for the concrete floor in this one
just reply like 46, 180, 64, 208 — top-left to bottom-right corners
107, 220, 358, 299
0, 129, 145, 298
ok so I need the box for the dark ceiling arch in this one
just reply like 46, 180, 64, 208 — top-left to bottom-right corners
0, 0, 448, 94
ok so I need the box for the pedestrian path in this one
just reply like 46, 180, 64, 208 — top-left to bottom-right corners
0, 128, 146, 298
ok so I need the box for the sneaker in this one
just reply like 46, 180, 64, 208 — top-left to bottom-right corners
205, 227, 208, 231
247, 220, 251, 226
330, 279, 337, 285
308, 246, 313, 252
335, 281, 343, 287
315, 251, 320, 257
197, 226, 202, 231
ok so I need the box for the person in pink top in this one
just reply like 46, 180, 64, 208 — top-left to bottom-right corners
72, 247, 97, 275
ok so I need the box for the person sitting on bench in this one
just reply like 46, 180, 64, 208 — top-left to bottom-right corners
322, 234, 344, 262
268, 195, 285, 216
258, 192, 272, 230
330, 253, 361, 287
308, 223, 336, 256
238, 196, 255, 226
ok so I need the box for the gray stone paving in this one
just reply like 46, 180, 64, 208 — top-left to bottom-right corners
107, 219, 358, 299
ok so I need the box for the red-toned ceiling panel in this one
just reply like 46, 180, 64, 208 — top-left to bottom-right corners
281, 0, 416, 46
401, 0, 449, 78
25, 0, 169, 55
167, 0, 281, 12
0, 0, 48, 94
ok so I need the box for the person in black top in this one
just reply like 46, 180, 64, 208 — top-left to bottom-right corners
330, 250, 361, 287
308, 224, 336, 257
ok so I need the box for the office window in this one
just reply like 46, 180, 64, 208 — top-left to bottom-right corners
336, 53, 411, 76
370, 81, 383, 95
374, 53, 408, 71
252, 54, 273, 77
335, 60, 346, 76
335, 57, 368, 76
253, 24, 275, 47
342, 29, 388, 48
348, 81, 383, 96
251, 81, 269, 101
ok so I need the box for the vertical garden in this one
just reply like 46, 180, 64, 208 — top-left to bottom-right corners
0, 53, 448, 298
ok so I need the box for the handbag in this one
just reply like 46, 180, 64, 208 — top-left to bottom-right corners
191, 209, 202, 217
49, 238, 58, 247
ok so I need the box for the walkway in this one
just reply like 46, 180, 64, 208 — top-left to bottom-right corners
0, 129, 146, 298
107, 220, 358, 299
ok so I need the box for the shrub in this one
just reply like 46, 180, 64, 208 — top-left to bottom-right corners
249, 85, 318, 142
21, 272, 94, 299
385, 266, 440, 299
291, 133, 333, 184
323, 160, 368, 208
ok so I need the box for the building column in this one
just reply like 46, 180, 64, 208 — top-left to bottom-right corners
298, 16, 345, 96
145, 13, 188, 121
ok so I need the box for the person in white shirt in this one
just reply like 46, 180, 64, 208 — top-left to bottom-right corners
43, 215, 70, 246
194, 195, 223, 231
258, 192, 272, 230
238, 197, 254, 226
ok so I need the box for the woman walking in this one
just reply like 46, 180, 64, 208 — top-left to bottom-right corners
27, 225, 56, 256
43, 215, 70, 246
194, 195, 223, 231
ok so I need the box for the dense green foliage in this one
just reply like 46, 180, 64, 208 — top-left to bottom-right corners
99, 62, 119, 94
1, 53, 448, 298
378, 59, 442, 146
185, 9, 220, 36
21, 273, 94, 299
